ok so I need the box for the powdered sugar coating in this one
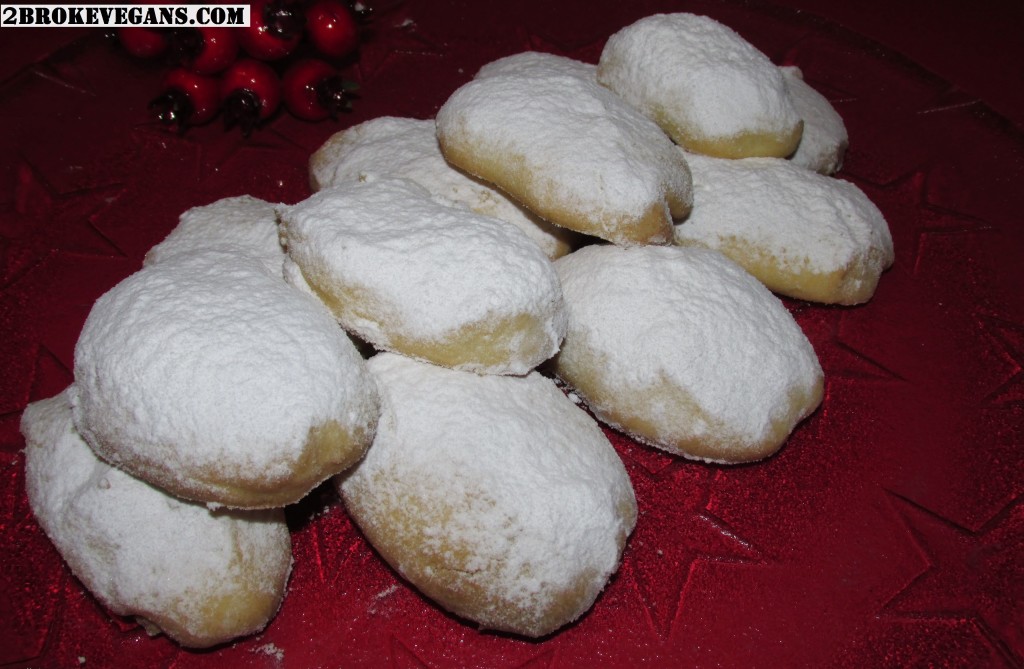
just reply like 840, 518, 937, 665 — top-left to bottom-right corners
308, 117, 573, 259
475, 50, 599, 80
72, 249, 380, 508
282, 254, 319, 297
597, 13, 802, 158
144, 195, 286, 274
781, 66, 849, 174
674, 153, 894, 304
554, 244, 823, 462
280, 178, 567, 375
22, 390, 292, 648
338, 353, 636, 637
436, 52, 692, 245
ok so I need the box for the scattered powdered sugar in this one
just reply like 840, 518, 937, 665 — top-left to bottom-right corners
280, 178, 566, 366
674, 153, 893, 276
436, 52, 692, 237
252, 642, 285, 661
555, 245, 822, 454
309, 116, 572, 259
780, 66, 849, 174
144, 195, 286, 274
338, 353, 636, 636
598, 13, 800, 140
71, 249, 379, 502
21, 390, 292, 647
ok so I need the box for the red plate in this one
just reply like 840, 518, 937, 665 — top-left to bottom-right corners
1, 1, 1021, 667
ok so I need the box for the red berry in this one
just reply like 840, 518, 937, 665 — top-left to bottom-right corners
150, 68, 221, 129
169, 27, 239, 75
282, 59, 359, 121
117, 27, 169, 58
239, 0, 304, 61
305, 0, 359, 59
221, 59, 282, 136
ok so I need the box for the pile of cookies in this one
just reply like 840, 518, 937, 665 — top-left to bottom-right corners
24, 197, 381, 648
21, 12, 893, 647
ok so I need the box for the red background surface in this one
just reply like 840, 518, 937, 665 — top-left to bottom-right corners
1, 0, 1022, 667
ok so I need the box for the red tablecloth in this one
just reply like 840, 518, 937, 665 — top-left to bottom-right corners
2, 1, 1022, 667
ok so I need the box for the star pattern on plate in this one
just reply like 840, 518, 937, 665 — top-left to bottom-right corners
388, 635, 431, 669
509, 648, 557, 669
289, 485, 365, 591
0, 158, 126, 287
785, 301, 904, 441
911, 205, 994, 278
24, 33, 106, 98
119, 121, 313, 215
184, 123, 309, 186
978, 313, 1024, 406
779, 39, 861, 107
791, 303, 905, 383
845, 164, 995, 277
46, 576, 182, 669
355, 2, 449, 83
616, 440, 762, 638
830, 616, 1017, 669
82, 124, 272, 260
27, 343, 73, 407
0, 455, 66, 665
882, 492, 1024, 664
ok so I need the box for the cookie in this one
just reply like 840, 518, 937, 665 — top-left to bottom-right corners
436, 52, 692, 246
72, 249, 380, 509
280, 178, 567, 375
144, 195, 286, 274
553, 244, 823, 463
781, 66, 849, 174
597, 13, 803, 159
673, 153, 894, 304
338, 353, 636, 637
22, 389, 292, 648
309, 116, 575, 259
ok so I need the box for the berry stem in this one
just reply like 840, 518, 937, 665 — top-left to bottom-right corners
149, 89, 194, 131
315, 76, 360, 118
264, 0, 306, 38
223, 90, 263, 137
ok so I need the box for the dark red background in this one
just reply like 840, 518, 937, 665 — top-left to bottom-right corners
1, 1, 1022, 667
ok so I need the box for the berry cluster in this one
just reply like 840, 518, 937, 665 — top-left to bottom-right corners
117, 0, 369, 135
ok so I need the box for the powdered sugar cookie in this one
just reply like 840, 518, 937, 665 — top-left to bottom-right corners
436, 52, 692, 246
781, 66, 849, 174
22, 389, 292, 648
598, 13, 803, 159
554, 245, 823, 463
144, 195, 335, 308
72, 249, 380, 509
673, 153, 893, 304
280, 178, 566, 375
309, 116, 574, 259
145, 195, 285, 274
338, 353, 636, 637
